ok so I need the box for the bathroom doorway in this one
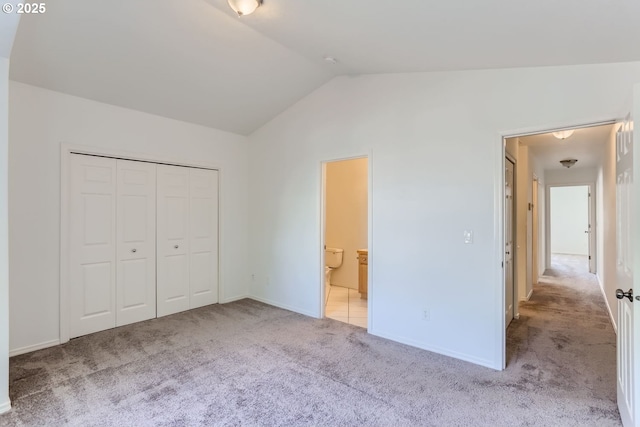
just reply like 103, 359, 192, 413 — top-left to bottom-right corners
321, 157, 368, 328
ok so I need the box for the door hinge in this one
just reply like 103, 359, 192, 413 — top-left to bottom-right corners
589, 256, 591, 260
501, 261, 504, 268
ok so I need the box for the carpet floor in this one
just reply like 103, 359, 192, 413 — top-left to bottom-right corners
0, 254, 620, 426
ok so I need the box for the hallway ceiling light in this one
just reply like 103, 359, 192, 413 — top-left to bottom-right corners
559, 158, 578, 168
227, 0, 261, 16
552, 130, 575, 140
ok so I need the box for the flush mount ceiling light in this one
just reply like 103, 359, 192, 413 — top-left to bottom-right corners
323, 55, 338, 65
552, 130, 575, 140
227, 0, 261, 16
559, 158, 578, 168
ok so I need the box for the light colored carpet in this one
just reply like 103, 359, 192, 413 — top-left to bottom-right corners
1, 254, 620, 426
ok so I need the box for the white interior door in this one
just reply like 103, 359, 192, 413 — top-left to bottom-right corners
69, 154, 117, 338
157, 165, 190, 317
505, 158, 515, 328
116, 159, 157, 326
616, 113, 636, 427
189, 168, 219, 308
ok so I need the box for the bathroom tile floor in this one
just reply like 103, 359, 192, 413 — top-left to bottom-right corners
325, 285, 368, 328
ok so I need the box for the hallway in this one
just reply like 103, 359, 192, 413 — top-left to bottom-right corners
507, 253, 619, 424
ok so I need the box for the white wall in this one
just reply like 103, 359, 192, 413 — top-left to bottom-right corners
550, 186, 589, 255
248, 62, 640, 369
546, 167, 598, 185
597, 125, 620, 329
516, 144, 530, 301
8, 82, 250, 354
537, 179, 546, 277
0, 57, 10, 414
527, 151, 545, 298
1, 11, 19, 414
325, 158, 367, 289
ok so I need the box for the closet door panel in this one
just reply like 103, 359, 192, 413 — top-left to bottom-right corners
69, 154, 117, 338
189, 169, 219, 308
116, 160, 157, 326
157, 165, 190, 317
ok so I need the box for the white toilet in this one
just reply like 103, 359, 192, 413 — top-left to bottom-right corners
325, 248, 344, 302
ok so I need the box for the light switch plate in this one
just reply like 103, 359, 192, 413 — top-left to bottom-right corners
464, 230, 473, 244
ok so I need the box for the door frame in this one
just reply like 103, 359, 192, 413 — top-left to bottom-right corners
532, 175, 539, 286
59, 143, 221, 344
319, 152, 372, 328
497, 120, 615, 369
505, 154, 518, 327
544, 183, 596, 272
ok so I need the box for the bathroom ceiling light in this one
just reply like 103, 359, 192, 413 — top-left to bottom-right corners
559, 159, 578, 168
552, 130, 575, 140
227, 0, 261, 16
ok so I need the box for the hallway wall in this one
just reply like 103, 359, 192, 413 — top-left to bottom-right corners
597, 124, 619, 329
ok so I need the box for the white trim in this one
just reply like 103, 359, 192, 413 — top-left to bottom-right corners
248, 296, 318, 319
9, 339, 61, 357
219, 294, 249, 304
597, 273, 617, 333
60, 143, 222, 344
500, 120, 617, 139
0, 400, 11, 414
370, 328, 498, 370
519, 288, 533, 302
496, 137, 506, 370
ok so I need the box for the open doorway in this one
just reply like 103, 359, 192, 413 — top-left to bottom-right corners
548, 185, 594, 272
321, 157, 368, 328
502, 121, 618, 368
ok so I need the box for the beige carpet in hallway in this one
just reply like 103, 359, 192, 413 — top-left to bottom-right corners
0, 254, 620, 426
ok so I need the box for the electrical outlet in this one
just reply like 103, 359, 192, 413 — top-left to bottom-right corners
422, 308, 430, 321
464, 230, 473, 244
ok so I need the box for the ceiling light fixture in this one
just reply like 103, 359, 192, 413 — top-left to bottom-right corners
552, 130, 575, 140
559, 159, 578, 168
227, 0, 261, 16
323, 55, 338, 65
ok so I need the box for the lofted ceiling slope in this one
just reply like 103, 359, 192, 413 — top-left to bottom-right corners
9, 0, 640, 135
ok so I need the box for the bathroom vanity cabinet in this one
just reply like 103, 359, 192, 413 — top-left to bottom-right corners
357, 249, 368, 299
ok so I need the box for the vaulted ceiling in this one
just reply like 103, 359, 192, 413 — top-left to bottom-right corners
9, 0, 640, 135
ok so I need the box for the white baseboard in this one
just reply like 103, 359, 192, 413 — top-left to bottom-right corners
519, 289, 533, 302
220, 294, 249, 304
597, 274, 617, 333
0, 399, 11, 414
10, 339, 61, 357
248, 296, 319, 319
369, 328, 498, 370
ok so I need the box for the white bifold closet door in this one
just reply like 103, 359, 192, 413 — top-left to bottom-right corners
157, 165, 190, 317
189, 168, 219, 309
69, 155, 117, 338
70, 154, 218, 337
157, 165, 218, 317
70, 155, 157, 338
116, 159, 157, 327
